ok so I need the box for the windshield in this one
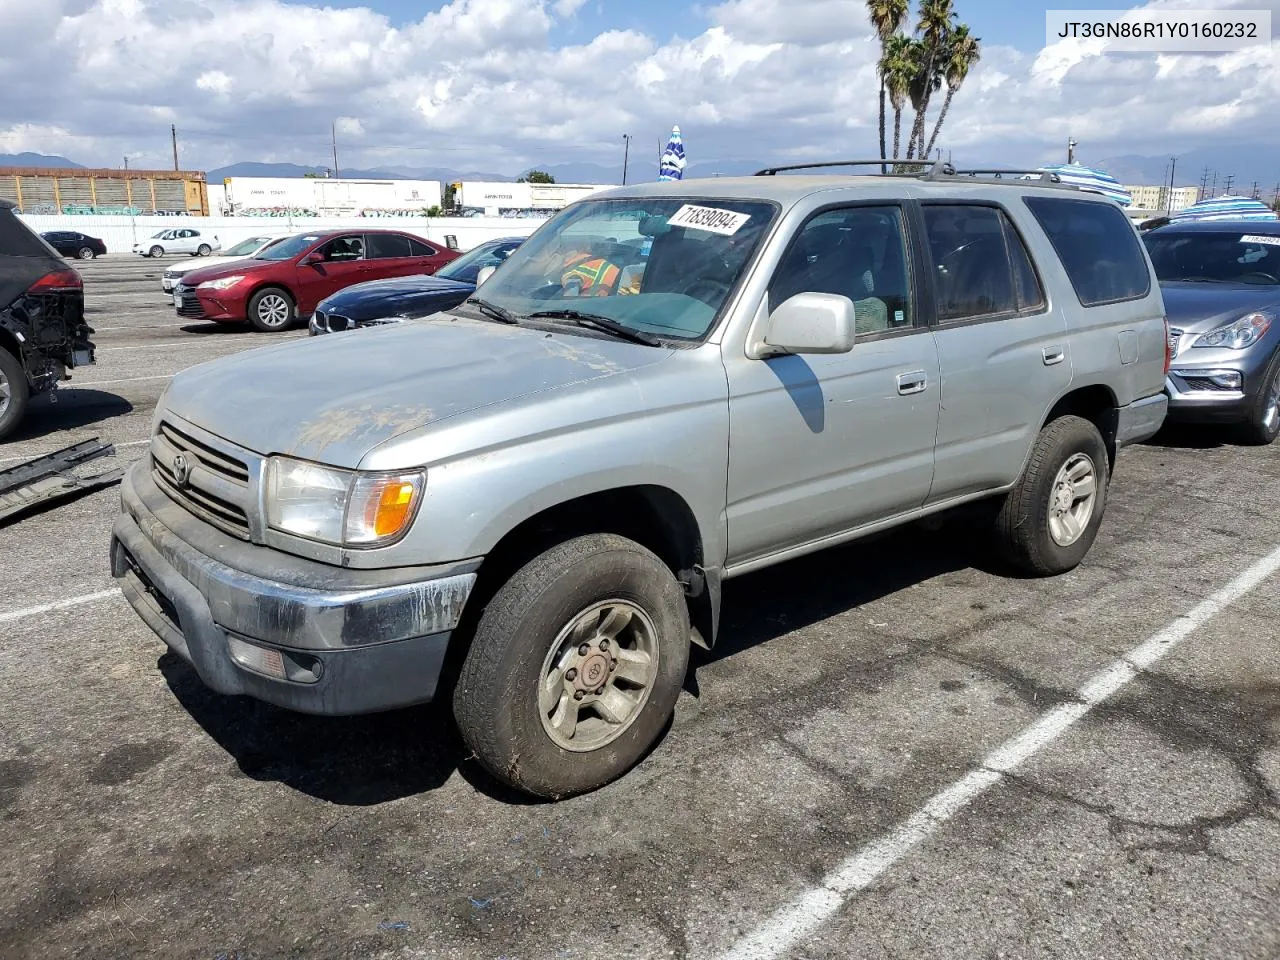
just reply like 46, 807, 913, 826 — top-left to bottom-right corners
1143, 231, 1280, 284
225, 236, 273, 257
468, 197, 777, 340
150, 231, 168, 239
437, 239, 523, 283
254, 234, 320, 262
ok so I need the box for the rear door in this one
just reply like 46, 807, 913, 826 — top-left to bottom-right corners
364, 232, 422, 279
295, 234, 368, 312
408, 236, 455, 276
922, 201, 1071, 501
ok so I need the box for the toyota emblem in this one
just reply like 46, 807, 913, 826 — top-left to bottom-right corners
172, 453, 191, 488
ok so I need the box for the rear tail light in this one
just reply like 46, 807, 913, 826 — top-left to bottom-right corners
27, 268, 83, 294
1163, 317, 1173, 374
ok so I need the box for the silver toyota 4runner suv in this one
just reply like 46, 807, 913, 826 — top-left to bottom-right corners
112, 163, 1170, 798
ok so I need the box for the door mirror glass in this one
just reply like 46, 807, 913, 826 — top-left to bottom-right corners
762, 292, 856, 355
475, 265, 497, 287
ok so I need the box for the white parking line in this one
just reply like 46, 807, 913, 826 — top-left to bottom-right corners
716, 543, 1280, 960
0, 589, 121, 625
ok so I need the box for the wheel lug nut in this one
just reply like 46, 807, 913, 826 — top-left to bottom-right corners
574, 691, 584, 701
578, 644, 591, 656
566, 668, 577, 681
599, 639, 610, 650
610, 659, 618, 669
595, 686, 604, 696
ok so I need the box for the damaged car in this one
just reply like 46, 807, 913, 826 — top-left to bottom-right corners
0, 200, 96, 440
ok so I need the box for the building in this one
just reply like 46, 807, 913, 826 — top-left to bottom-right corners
1124, 184, 1200, 213
0, 167, 209, 215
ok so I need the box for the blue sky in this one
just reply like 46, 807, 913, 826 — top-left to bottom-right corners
289, 0, 1104, 51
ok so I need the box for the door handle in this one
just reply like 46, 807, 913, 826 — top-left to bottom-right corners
1042, 346, 1065, 366
896, 370, 927, 395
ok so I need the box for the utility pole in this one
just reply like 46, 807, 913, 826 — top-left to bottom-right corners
1210, 171, 1218, 197
1166, 157, 1177, 215
123, 155, 129, 171
1251, 180, 1260, 199
1199, 165, 1210, 200
622, 134, 632, 185
1223, 174, 1235, 195
171, 124, 179, 171
1067, 137, 1078, 164
331, 122, 340, 179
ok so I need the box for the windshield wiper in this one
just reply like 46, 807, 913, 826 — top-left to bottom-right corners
464, 297, 519, 324
527, 309, 661, 346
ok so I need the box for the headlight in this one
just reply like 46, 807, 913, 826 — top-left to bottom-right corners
265, 456, 424, 547
1193, 311, 1274, 350
198, 274, 245, 291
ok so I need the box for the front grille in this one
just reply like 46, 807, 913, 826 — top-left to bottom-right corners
314, 310, 353, 332
174, 286, 205, 318
1168, 326, 1184, 358
151, 420, 251, 539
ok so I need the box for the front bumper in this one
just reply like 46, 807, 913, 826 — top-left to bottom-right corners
111, 462, 478, 715
1115, 392, 1168, 447
161, 276, 178, 293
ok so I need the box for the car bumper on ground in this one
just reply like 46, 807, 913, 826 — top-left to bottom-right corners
1115, 392, 1169, 447
110, 462, 478, 715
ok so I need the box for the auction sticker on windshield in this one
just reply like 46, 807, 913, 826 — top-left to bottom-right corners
668, 204, 751, 236
1241, 234, 1280, 246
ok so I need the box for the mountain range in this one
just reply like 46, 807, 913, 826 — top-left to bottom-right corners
3, 148, 1277, 194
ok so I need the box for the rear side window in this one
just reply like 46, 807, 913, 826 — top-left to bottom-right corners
409, 238, 439, 257
1024, 196, 1151, 306
923, 205, 1017, 321
366, 234, 413, 259
0, 208, 53, 257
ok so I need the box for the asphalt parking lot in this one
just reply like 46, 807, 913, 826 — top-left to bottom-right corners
1, 255, 1278, 960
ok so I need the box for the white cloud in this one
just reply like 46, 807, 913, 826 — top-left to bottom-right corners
1, 0, 1277, 178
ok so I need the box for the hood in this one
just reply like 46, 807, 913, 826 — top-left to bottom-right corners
1160, 281, 1280, 333
165, 255, 253, 277
162, 316, 673, 467
318, 275, 474, 320
180, 257, 280, 288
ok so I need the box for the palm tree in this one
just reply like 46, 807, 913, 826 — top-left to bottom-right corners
906, 0, 954, 159
922, 24, 980, 161
882, 34, 916, 161
866, 0, 910, 169
905, 37, 942, 159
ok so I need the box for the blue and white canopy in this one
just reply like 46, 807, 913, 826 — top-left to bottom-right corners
1170, 195, 1279, 222
1036, 163, 1132, 206
659, 125, 686, 181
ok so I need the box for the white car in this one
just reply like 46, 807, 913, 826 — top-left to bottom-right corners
132, 228, 221, 259
160, 234, 291, 292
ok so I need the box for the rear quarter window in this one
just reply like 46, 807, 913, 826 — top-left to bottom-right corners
0, 208, 55, 258
1023, 196, 1151, 307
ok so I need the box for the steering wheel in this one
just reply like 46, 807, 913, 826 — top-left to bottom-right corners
1238, 271, 1280, 283
683, 277, 731, 306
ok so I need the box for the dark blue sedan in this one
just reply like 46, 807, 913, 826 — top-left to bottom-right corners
1142, 219, 1280, 444
309, 236, 525, 335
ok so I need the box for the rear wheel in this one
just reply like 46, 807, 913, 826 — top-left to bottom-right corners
77, 246, 94, 260
247, 287, 296, 332
148, 245, 164, 258
454, 534, 690, 799
1239, 351, 1280, 445
994, 415, 1109, 576
0, 349, 31, 442
196, 244, 212, 256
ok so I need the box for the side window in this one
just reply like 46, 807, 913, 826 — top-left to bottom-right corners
366, 233, 412, 259
321, 236, 364, 261
1003, 215, 1046, 312
922, 205, 1017, 322
768, 205, 914, 335
408, 238, 439, 257
1024, 196, 1151, 306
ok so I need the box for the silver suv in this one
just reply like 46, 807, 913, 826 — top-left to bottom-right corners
111, 163, 1169, 798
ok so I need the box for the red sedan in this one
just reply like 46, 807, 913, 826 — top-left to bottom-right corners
174, 229, 458, 332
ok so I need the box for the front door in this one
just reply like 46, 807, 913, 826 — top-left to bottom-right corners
723, 203, 941, 566
920, 202, 1072, 501
297, 234, 368, 312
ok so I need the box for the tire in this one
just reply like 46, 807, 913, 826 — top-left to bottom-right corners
246, 287, 296, 332
1238, 350, 1280, 445
196, 244, 211, 257
149, 245, 164, 258
453, 534, 691, 799
0, 348, 31, 442
77, 246, 94, 260
994, 415, 1109, 576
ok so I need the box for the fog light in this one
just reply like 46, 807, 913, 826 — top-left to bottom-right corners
1172, 368, 1242, 390
227, 635, 287, 679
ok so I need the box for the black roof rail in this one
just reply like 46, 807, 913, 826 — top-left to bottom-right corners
754, 158, 950, 177
935, 167, 1062, 183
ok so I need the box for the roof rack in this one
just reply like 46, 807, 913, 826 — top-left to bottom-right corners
754, 159, 949, 177
937, 167, 1063, 183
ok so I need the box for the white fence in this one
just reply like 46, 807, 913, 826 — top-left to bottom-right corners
17, 213, 546, 255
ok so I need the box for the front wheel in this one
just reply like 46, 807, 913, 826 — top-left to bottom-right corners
246, 287, 296, 332
453, 534, 690, 799
148, 245, 164, 258
1239, 351, 1280, 445
0, 349, 31, 442
77, 246, 95, 260
994, 415, 1109, 576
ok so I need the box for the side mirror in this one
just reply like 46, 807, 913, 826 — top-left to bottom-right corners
760, 292, 857, 356
475, 265, 497, 287
300, 252, 323, 266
